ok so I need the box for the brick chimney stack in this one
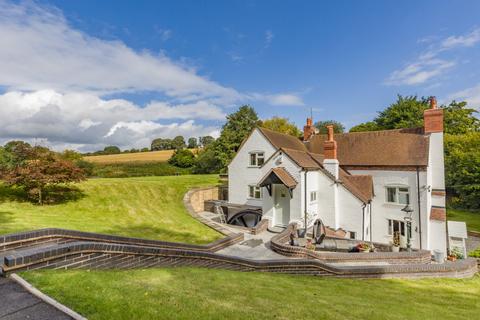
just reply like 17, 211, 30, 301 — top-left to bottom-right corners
323, 125, 337, 159
303, 117, 315, 141
323, 125, 339, 179
424, 96, 443, 133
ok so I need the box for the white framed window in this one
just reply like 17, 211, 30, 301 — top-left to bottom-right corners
248, 185, 263, 199
249, 152, 265, 167
385, 186, 410, 205
388, 219, 405, 236
310, 191, 317, 203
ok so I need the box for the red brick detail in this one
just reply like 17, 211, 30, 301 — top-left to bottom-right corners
303, 118, 315, 141
424, 108, 443, 133
432, 190, 446, 196
323, 125, 337, 159
430, 207, 446, 221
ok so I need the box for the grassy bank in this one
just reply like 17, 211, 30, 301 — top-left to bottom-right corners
90, 161, 191, 178
0, 175, 220, 243
22, 268, 480, 320
447, 208, 480, 233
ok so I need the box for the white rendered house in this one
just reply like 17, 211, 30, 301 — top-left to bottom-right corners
228, 98, 456, 254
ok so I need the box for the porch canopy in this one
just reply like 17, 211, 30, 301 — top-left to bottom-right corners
258, 167, 297, 197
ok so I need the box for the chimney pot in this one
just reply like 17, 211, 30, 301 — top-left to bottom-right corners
303, 117, 315, 141
430, 96, 437, 109
327, 125, 334, 141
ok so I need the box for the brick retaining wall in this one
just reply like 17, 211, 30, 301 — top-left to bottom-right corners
2, 240, 477, 278
270, 224, 433, 264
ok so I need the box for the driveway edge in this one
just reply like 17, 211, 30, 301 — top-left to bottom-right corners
10, 273, 87, 320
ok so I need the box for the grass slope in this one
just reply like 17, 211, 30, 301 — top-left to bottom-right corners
448, 208, 480, 233
22, 268, 480, 320
0, 175, 220, 243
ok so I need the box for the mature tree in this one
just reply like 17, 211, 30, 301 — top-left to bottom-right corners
141, 147, 150, 152
103, 146, 121, 155
262, 116, 301, 137
193, 105, 260, 173
443, 101, 480, 135
375, 95, 429, 129
199, 136, 215, 147
168, 149, 195, 168
1, 143, 86, 204
172, 136, 186, 150
349, 121, 380, 133
213, 105, 261, 170
314, 120, 345, 134
187, 137, 198, 149
193, 147, 222, 173
444, 132, 480, 209
151, 138, 173, 151
60, 150, 83, 161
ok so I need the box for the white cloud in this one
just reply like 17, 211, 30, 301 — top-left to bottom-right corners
154, 27, 172, 41
386, 28, 480, 86
0, 90, 222, 151
265, 94, 305, 106
441, 29, 480, 49
264, 30, 274, 48
447, 84, 480, 109
0, 0, 240, 101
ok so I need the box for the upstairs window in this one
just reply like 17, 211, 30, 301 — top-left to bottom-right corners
310, 191, 317, 203
249, 152, 265, 167
248, 185, 262, 199
386, 186, 410, 205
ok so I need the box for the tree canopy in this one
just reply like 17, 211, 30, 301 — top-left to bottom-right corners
314, 120, 345, 134
0, 142, 86, 204
193, 105, 260, 173
261, 117, 301, 137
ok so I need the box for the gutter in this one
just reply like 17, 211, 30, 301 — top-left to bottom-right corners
304, 169, 308, 237
361, 203, 366, 241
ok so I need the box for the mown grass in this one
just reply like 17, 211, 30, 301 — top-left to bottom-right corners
21, 268, 480, 320
447, 208, 480, 233
90, 161, 191, 178
0, 175, 221, 243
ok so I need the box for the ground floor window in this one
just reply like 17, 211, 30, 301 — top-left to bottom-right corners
349, 231, 356, 239
388, 219, 405, 236
248, 185, 262, 199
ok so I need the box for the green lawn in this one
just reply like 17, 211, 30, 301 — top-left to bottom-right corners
21, 268, 480, 320
0, 175, 221, 244
448, 208, 480, 233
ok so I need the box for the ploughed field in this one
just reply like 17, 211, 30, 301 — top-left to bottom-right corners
21, 268, 480, 320
0, 175, 221, 244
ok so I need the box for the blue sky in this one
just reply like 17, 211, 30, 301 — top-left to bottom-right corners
0, 0, 479, 150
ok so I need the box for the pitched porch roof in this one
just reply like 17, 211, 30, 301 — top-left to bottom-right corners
258, 167, 298, 189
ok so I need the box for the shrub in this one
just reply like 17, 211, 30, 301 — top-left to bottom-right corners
168, 149, 195, 168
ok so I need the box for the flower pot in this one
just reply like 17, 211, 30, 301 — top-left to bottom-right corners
392, 246, 400, 252
297, 228, 307, 238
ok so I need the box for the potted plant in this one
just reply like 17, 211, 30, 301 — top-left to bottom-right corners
447, 247, 464, 261
305, 238, 316, 251
356, 243, 371, 253
391, 231, 400, 252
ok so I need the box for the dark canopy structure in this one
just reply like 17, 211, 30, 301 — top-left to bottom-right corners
258, 167, 297, 198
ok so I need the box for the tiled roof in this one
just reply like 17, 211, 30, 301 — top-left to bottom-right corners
258, 167, 298, 189
305, 128, 429, 167
258, 127, 307, 151
340, 173, 374, 203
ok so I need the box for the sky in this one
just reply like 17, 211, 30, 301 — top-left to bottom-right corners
0, 0, 479, 151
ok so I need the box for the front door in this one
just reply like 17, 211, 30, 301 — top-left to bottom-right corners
391, 220, 407, 248
274, 185, 290, 226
